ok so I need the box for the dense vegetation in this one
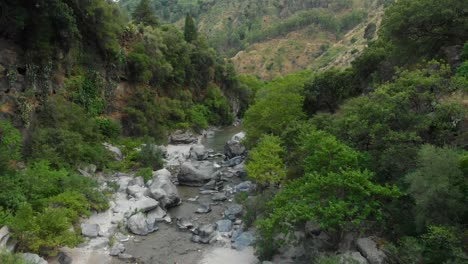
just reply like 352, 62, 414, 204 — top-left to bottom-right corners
0, 0, 253, 257
241, 0, 467, 262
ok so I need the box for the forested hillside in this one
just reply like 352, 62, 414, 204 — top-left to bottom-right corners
119, 0, 386, 79
0, 0, 251, 259
239, 0, 467, 262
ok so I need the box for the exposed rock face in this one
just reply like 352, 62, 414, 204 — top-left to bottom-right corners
356, 237, 386, 264
103, 143, 123, 160
224, 132, 246, 159
147, 169, 180, 208
81, 223, 101, 238
178, 161, 216, 186
0, 226, 16, 252
189, 144, 209, 161
170, 130, 198, 144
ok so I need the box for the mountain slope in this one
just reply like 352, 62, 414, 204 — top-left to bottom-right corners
120, 0, 385, 79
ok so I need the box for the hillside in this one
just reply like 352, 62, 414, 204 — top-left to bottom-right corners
120, 0, 385, 79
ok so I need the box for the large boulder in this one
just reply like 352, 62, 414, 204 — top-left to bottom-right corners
232, 231, 256, 250
147, 169, 180, 208
189, 144, 208, 161
103, 143, 123, 160
80, 223, 101, 238
0, 226, 16, 252
170, 130, 198, 144
356, 237, 386, 264
224, 132, 246, 159
146, 206, 167, 223
216, 220, 233, 232
22, 253, 48, 264
192, 224, 217, 244
126, 184, 146, 199
178, 161, 216, 186
133, 197, 159, 212
127, 212, 158, 236
224, 204, 243, 220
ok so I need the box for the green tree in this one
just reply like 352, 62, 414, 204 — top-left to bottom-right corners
380, 0, 468, 57
184, 14, 198, 43
132, 0, 159, 27
246, 135, 287, 187
405, 145, 467, 231
0, 120, 22, 171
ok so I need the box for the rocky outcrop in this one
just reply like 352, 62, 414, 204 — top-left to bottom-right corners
224, 132, 246, 159
178, 161, 216, 186
103, 143, 123, 161
147, 169, 180, 208
356, 237, 386, 264
169, 130, 198, 144
189, 144, 209, 161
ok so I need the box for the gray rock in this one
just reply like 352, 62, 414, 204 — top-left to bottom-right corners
81, 223, 101, 238
0, 226, 16, 252
133, 197, 159, 212
197, 224, 217, 244
189, 144, 208, 161
224, 132, 246, 159
212, 192, 228, 202
115, 232, 130, 242
200, 179, 217, 191
147, 169, 181, 208
132, 176, 145, 187
22, 253, 48, 264
196, 203, 212, 214
356, 237, 386, 264
146, 206, 167, 223
110, 243, 126, 256
118, 253, 135, 261
340, 251, 369, 264
305, 221, 321, 236
127, 212, 157, 236
126, 185, 146, 199
103, 143, 123, 160
177, 218, 194, 229
90, 237, 109, 249
223, 156, 244, 167
234, 181, 256, 193
216, 220, 233, 232
57, 251, 72, 264
232, 231, 256, 250
224, 204, 243, 220
178, 161, 216, 186
170, 130, 198, 144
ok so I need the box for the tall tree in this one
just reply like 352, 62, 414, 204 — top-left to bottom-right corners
184, 14, 198, 42
132, 0, 159, 27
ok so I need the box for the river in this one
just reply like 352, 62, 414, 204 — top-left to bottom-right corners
112, 126, 258, 264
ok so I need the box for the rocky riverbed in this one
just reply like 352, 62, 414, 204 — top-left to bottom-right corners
46, 126, 258, 264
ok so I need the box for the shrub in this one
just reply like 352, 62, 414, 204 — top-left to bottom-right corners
188, 104, 209, 132
136, 167, 153, 182
94, 117, 122, 140
137, 144, 164, 170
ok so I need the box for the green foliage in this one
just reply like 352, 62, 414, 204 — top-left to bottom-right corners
244, 71, 309, 144
136, 167, 153, 182
405, 145, 467, 230
203, 84, 233, 125
303, 68, 360, 114
0, 120, 22, 170
66, 72, 106, 116
188, 104, 209, 132
0, 250, 34, 264
364, 23, 377, 41
7, 204, 81, 256
138, 144, 164, 171
380, 0, 468, 57
132, 0, 159, 27
320, 62, 466, 182
184, 14, 198, 43
246, 135, 287, 187
94, 117, 122, 140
